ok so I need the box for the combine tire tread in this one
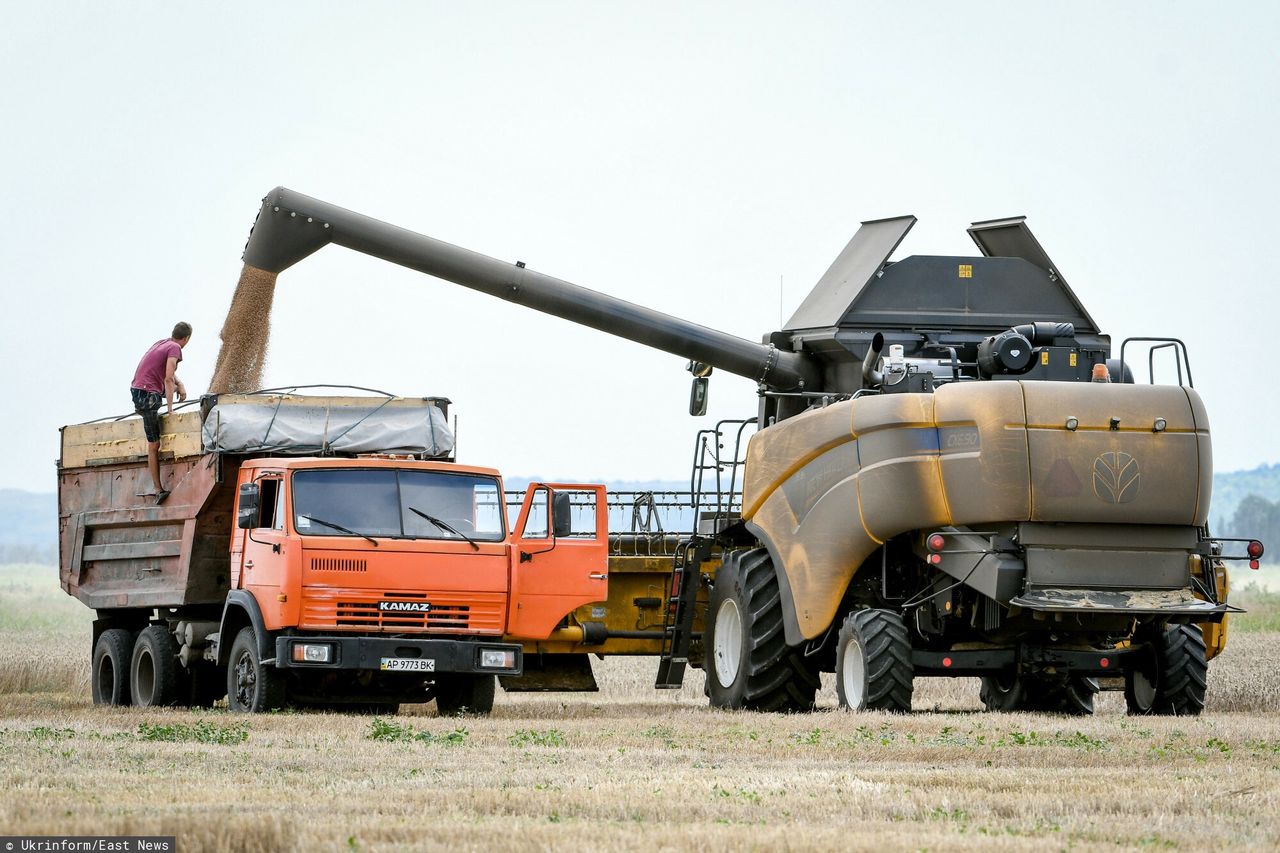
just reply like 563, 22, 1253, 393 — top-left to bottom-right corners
980, 673, 1098, 715
1127, 624, 1207, 716
436, 674, 496, 716
836, 609, 913, 713
705, 549, 819, 713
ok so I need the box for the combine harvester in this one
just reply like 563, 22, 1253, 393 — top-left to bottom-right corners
226, 188, 1267, 716
59, 188, 1264, 715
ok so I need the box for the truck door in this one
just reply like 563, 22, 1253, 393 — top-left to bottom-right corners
506, 484, 608, 639
237, 475, 287, 595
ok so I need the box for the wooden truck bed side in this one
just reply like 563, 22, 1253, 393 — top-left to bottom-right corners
58, 411, 236, 611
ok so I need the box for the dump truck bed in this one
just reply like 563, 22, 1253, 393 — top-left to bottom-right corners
58, 393, 454, 612
58, 410, 233, 610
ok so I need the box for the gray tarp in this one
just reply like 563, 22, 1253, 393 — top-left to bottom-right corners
201, 395, 453, 457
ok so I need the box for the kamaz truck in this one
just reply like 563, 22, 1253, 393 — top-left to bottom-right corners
59, 391, 607, 714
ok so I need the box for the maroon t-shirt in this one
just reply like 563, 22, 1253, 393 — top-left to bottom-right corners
131, 339, 183, 393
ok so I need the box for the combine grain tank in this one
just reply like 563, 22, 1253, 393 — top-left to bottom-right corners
228, 188, 1263, 715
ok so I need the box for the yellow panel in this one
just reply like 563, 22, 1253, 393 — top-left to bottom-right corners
60, 411, 204, 469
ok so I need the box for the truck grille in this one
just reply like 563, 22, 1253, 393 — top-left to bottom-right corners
299, 589, 505, 635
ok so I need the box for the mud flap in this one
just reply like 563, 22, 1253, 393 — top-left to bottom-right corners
1010, 586, 1238, 616
500, 653, 599, 692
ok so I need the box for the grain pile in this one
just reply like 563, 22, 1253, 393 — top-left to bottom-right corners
208, 264, 278, 393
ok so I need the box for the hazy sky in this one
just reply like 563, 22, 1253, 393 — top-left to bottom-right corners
2, 3, 1277, 490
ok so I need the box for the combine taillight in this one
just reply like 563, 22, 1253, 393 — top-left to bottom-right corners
927, 533, 946, 552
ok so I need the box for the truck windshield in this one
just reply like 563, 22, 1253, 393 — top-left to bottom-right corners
291, 469, 505, 542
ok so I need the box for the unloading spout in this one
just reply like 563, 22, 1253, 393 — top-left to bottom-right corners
240, 187, 818, 391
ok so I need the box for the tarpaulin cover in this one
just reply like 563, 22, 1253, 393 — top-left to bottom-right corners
201, 394, 453, 457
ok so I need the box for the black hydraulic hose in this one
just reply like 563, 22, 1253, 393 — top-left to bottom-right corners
242, 187, 818, 391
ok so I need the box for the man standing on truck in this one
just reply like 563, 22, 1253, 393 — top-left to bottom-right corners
130, 322, 191, 504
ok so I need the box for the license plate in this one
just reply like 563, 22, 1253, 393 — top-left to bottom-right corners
380, 657, 435, 672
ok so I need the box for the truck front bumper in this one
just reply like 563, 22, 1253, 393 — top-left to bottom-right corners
273, 635, 523, 676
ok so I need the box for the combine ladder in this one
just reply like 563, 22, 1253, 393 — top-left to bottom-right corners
655, 418, 755, 689
654, 537, 712, 689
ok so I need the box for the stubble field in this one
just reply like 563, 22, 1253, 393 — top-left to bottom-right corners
2, 563, 1279, 852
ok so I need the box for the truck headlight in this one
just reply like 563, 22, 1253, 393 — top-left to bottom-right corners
291, 642, 334, 663
479, 648, 516, 669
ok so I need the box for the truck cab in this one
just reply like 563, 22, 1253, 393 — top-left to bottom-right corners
224, 457, 607, 711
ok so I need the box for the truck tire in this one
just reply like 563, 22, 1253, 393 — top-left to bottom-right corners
92, 628, 136, 706
704, 548, 819, 712
227, 627, 285, 712
130, 625, 182, 707
435, 674, 495, 716
1125, 624, 1207, 716
980, 673, 1097, 715
835, 609, 913, 713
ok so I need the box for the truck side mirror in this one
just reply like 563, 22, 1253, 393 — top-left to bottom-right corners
552, 490, 572, 538
237, 483, 260, 530
689, 376, 709, 417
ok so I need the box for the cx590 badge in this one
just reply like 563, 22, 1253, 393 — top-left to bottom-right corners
379, 600, 431, 612
1092, 451, 1140, 504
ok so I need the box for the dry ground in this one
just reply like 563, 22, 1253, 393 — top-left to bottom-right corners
3, 563, 1279, 852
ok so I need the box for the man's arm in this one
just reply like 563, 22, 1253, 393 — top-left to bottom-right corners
164, 356, 185, 415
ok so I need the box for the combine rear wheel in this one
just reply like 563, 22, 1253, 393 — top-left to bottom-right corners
435, 674, 495, 716
704, 549, 819, 712
130, 625, 182, 707
1125, 625, 1207, 716
835, 609, 913, 712
980, 673, 1097, 715
92, 628, 136, 706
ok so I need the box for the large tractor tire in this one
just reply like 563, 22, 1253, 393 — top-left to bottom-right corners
980, 673, 1098, 715
227, 627, 286, 712
835, 609, 913, 713
92, 628, 136, 706
704, 548, 820, 712
130, 625, 182, 707
1125, 624, 1207, 716
435, 674, 495, 716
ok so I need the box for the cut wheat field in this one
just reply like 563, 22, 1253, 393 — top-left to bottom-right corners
3, 563, 1279, 852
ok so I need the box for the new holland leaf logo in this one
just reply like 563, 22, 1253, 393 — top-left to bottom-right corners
1092, 451, 1140, 504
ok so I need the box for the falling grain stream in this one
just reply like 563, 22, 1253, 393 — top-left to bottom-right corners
208, 264, 278, 393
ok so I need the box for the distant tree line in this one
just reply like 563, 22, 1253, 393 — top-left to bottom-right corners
1224, 493, 1279, 555
0, 543, 56, 564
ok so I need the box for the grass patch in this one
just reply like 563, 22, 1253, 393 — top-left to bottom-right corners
508, 728, 566, 748
137, 720, 249, 745
367, 717, 468, 745
1230, 582, 1280, 632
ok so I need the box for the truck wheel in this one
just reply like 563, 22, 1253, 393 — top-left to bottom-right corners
227, 627, 285, 712
1126, 625, 1207, 716
92, 628, 136, 706
704, 549, 819, 712
435, 674, 495, 716
130, 625, 182, 707
980, 673, 1097, 715
835, 609, 913, 712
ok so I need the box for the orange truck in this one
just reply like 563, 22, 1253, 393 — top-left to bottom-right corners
59, 391, 607, 714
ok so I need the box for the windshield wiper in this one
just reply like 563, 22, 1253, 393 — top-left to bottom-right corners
408, 506, 480, 551
299, 514, 379, 547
